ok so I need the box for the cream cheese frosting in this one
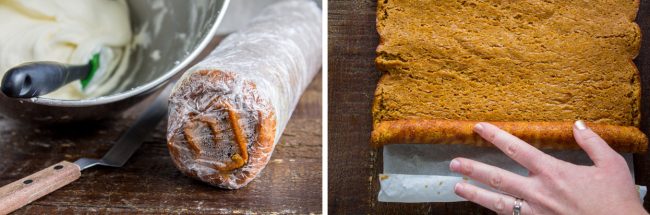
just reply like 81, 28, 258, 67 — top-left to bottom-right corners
0, 0, 132, 100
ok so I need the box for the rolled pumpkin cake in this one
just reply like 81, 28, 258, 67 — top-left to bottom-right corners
167, 0, 322, 189
371, 0, 648, 152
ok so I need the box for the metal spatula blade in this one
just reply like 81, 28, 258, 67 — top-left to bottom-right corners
75, 85, 170, 170
0, 83, 173, 214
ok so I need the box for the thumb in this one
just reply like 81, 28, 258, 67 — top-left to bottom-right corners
573, 120, 620, 167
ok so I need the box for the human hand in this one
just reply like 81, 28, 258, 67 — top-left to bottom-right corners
449, 121, 647, 215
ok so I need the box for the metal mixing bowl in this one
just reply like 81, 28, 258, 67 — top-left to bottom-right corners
0, 0, 229, 123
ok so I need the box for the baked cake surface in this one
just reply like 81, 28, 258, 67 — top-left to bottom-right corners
372, 0, 647, 152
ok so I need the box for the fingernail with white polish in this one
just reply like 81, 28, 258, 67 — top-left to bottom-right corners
454, 183, 463, 193
449, 159, 460, 171
575, 120, 587, 130
473, 123, 484, 133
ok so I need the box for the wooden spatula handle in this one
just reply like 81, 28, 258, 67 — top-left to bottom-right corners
0, 161, 80, 214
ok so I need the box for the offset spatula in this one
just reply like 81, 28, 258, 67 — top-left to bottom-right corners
0, 83, 173, 214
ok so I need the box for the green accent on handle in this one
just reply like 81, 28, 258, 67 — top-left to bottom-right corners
80, 53, 99, 89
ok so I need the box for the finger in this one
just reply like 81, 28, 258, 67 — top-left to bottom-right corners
474, 122, 557, 174
450, 158, 533, 199
455, 182, 534, 215
573, 120, 621, 166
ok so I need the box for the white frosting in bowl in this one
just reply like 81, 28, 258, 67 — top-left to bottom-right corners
0, 0, 132, 100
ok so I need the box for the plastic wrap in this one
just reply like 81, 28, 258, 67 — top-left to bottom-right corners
167, 0, 321, 189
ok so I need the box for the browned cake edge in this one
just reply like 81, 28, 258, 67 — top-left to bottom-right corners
631, 59, 642, 126
371, 120, 648, 153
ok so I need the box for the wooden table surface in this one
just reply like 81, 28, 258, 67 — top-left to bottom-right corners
0, 36, 322, 214
328, 0, 650, 214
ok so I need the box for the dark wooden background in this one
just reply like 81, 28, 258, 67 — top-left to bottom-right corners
0, 36, 322, 214
328, 0, 650, 214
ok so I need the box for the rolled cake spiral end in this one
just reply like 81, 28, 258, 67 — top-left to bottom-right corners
180, 101, 250, 172
168, 69, 279, 188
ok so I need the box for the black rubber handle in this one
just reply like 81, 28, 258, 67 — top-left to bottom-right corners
1, 62, 90, 98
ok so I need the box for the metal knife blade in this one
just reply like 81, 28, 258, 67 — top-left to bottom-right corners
74, 83, 172, 171
0, 82, 174, 214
